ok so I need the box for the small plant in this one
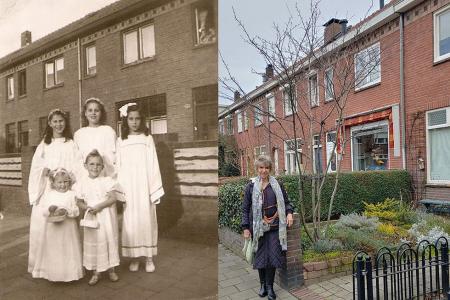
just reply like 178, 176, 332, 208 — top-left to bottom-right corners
377, 223, 396, 236
312, 238, 344, 253
364, 198, 417, 226
334, 213, 379, 231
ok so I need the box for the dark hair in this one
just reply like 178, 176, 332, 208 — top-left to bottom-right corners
43, 109, 73, 145
81, 98, 107, 127
120, 104, 148, 140
84, 149, 104, 165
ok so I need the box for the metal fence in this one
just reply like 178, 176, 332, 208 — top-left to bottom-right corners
353, 237, 450, 300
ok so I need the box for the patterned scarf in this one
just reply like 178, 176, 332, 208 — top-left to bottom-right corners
251, 176, 287, 253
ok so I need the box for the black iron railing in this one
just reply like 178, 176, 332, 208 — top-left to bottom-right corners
353, 236, 450, 300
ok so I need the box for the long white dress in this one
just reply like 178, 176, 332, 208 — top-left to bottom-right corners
32, 190, 83, 281
74, 125, 117, 177
73, 176, 120, 272
117, 134, 164, 257
28, 138, 82, 273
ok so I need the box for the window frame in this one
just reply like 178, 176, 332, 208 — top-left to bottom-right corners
354, 42, 381, 91
85, 44, 97, 76
313, 134, 323, 173
18, 120, 29, 151
44, 56, 64, 89
326, 131, 337, 173
254, 145, 267, 157
18, 70, 26, 97
426, 106, 450, 184
226, 116, 234, 135
434, 4, 450, 63
236, 110, 243, 133
309, 72, 319, 107
282, 84, 297, 117
244, 110, 249, 131
254, 102, 263, 127
219, 119, 224, 135
193, 1, 217, 46
6, 75, 14, 101
284, 138, 302, 175
266, 93, 276, 122
122, 22, 156, 65
324, 68, 334, 102
5, 122, 16, 153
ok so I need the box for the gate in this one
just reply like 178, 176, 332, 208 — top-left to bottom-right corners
353, 237, 450, 299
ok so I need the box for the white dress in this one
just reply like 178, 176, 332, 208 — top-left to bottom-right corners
74, 125, 117, 177
74, 176, 120, 272
32, 190, 83, 281
27, 138, 82, 273
117, 134, 164, 257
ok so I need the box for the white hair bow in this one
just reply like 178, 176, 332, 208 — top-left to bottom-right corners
119, 102, 137, 117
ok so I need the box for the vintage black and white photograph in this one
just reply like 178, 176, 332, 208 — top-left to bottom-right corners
0, 0, 218, 299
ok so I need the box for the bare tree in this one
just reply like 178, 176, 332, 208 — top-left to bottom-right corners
220, 0, 397, 242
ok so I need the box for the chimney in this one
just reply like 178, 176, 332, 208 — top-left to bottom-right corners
380, 0, 385, 9
234, 90, 241, 102
21, 31, 32, 47
323, 18, 348, 45
262, 64, 274, 83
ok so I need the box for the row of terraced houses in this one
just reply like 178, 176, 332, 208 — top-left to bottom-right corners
219, 0, 450, 202
0, 0, 218, 236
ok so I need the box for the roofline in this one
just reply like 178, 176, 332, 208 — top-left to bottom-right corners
218, 0, 423, 119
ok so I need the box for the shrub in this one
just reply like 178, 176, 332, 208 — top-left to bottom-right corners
312, 238, 344, 253
334, 227, 394, 252
334, 213, 379, 231
364, 198, 417, 226
218, 179, 248, 233
377, 223, 397, 236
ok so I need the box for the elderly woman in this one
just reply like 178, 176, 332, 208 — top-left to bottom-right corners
242, 155, 293, 300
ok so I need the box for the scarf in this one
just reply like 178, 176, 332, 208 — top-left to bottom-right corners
251, 176, 287, 253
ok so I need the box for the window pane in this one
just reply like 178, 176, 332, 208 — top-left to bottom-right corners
55, 58, 64, 84
151, 118, 167, 134
19, 71, 26, 96
141, 24, 155, 58
352, 125, 388, 171
195, 5, 216, 45
326, 132, 337, 172
268, 96, 275, 121
18, 121, 29, 150
237, 112, 243, 132
86, 46, 96, 75
439, 10, 450, 56
6, 123, 16, 153
124, 30, 138, 64
325, 69, 333, 100
309, 74, 318, 106
7, 76, 14, 99
45, 62, 54, 88
429, 126, 450, 181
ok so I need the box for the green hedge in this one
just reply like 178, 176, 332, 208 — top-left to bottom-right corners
218, 170, 412, 233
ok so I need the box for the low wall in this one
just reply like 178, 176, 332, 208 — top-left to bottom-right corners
303, 256, 353, 285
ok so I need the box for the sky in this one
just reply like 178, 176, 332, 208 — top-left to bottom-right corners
219, 0, 384, 105
0, 0, 117, 58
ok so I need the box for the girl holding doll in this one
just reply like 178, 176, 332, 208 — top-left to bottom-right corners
74, 150, 121, 285
28, 109, 82, 274
32, 168, 83, 281
74, 98, 117, 177
116, 103, 164, 272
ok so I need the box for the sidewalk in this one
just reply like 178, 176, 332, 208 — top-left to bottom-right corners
0, 213, 218, 300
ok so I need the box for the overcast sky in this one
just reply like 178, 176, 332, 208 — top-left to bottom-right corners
0, 0, 117, 57
219, 0, 384, 105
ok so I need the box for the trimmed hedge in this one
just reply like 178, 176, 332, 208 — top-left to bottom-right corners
218, 170, 412, 233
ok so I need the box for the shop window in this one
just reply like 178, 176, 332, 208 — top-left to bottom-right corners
352, 121, 389, 171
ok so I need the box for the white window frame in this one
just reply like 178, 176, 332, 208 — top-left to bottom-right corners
45, 57, 64, 88
236, 110, 243, 133
324, 68, 334, 102
7, 75, 14, 100
226, 116, 233, 135
354, 42, 381, 91
85, 44, 97, 75
313, 134, 323, 173
254, 102, 263, 127
350, 120, 389, 171
284, 138, 302, 175
266, 93, 276, 122
219, 119, 224, 135
254, 145, 267, 157
282, 84, 297, 116
123, 23, 155, 65
434, 4, 450, 63
244, 110, 249, 131
426, 106, 450, 184
309, 72, 319, 107
326, 131, 337, 173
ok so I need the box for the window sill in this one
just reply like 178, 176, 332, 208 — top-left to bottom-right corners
425, 183, 450, 188
254, 124, 263, 128
193, 41, 217, 50
355, 81, 381, 93
311, 103, 320, 108
18, 95, 27, 100
325, 98, 334, 103
433, 55, 450, 66
44, 83, 64, 91
121, 56, 156, 69
84, 73, 97, 80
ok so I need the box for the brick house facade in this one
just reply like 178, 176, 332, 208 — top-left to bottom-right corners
219, 0, 450, 202
0, 0, 218, 234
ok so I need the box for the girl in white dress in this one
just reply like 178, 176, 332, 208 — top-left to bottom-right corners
28, 109, 82, 274
32, 168, 83, 281
117, 104, 164, 272
74, 98, 116, 177
74, 150, 121, 285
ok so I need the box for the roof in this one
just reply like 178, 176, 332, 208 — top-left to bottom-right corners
219, 0, 424, 119
0, 0, 167, 71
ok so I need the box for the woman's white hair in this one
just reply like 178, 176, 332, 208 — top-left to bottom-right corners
254, 155, 272, 170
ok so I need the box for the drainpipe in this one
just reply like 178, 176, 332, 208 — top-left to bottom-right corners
399, 13, 406, 170
77, 38, 83, 128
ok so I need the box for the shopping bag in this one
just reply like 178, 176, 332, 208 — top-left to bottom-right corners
242, 238, 254, 264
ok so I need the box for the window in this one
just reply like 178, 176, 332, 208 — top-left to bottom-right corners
326, 132, 337, 172
254, 103, 263, 127
7, 75, 14, 100
123, 24, 155, 64
434, 5, 450, 62
309, 73, 319, 106
283, 85, 297, 116
194, 1, 216, 45
18, 70, 26, 96
150, 118, 167, 135
313, 135, 323, 173
226, 116, 234, 135
5, 123, 16, 153
267, 94, 275, 121
219, 120, 224, 135
254, 145, 267, 157
237, 110, 243, 133
426, 107, 450, 183
285, 139, 302, 174
324, 68, 334, 101
18, 120, 29, 151
193, 84, 217, 140
85, 45, 96, 75
244, 110, 249, 131
39, 116, 47, 139
45, 57, 64, 88
355, 43, 381, 90
351, 121, 389, 171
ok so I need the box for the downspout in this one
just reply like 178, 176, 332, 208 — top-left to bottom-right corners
77, 38, 83, 128
399, 13, 406, 170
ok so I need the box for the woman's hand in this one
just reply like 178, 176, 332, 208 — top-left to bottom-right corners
243, 229, 251, 239
90, 205, 103, 214
287, 213, 294, 228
